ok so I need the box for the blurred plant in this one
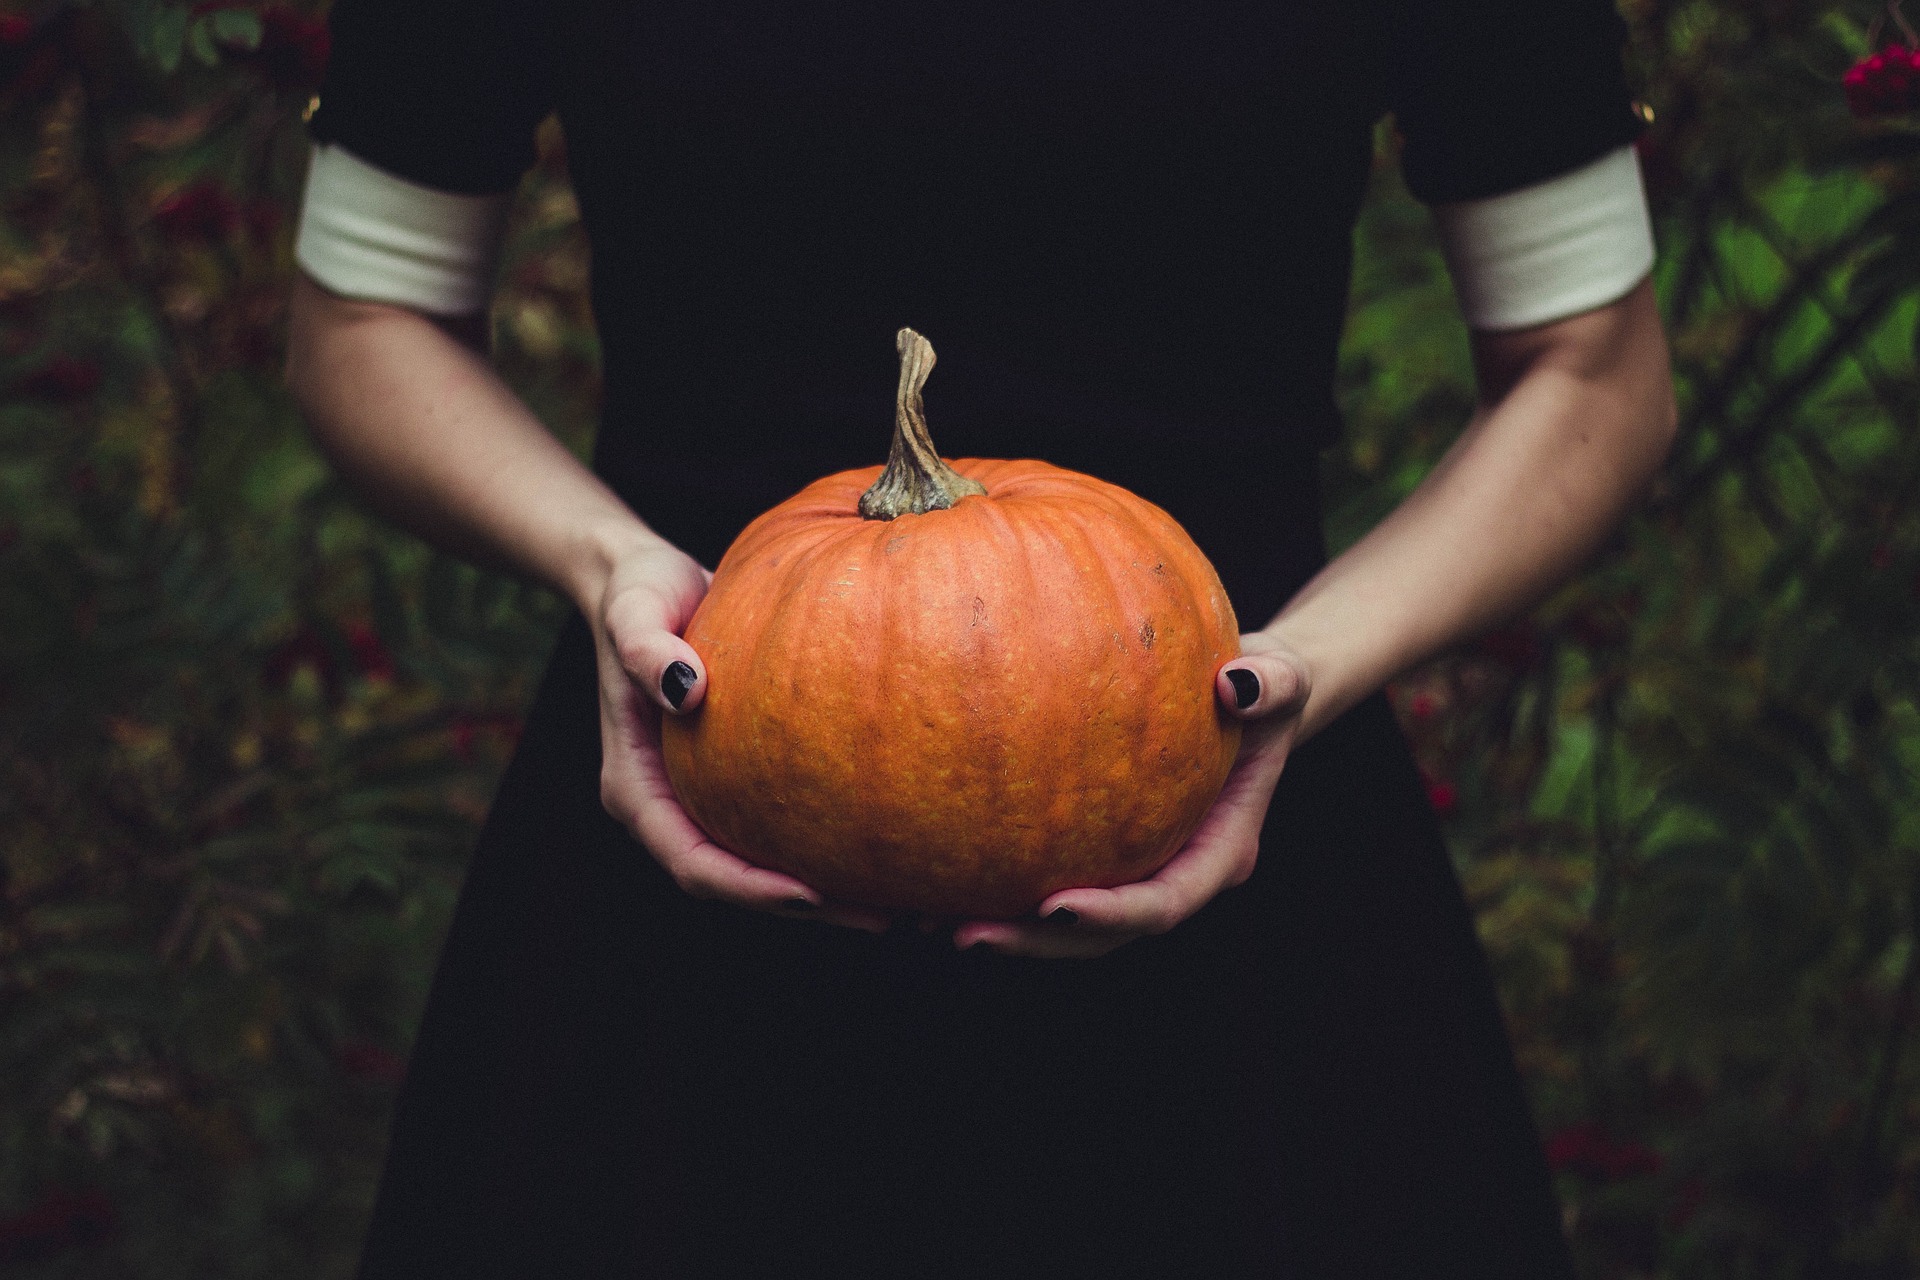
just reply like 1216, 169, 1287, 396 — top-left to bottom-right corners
1337, 0, 1920, 1273
0, 3, 592, 1276
4, 0, 1920, 1276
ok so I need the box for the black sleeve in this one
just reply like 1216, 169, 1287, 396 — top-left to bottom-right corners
307, 0, 556, 195
1388, 0, 1645, 204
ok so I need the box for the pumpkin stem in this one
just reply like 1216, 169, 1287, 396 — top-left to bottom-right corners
858, 328, 988, 521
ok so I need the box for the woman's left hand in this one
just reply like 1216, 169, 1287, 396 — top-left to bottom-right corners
951, 631, 1312, 959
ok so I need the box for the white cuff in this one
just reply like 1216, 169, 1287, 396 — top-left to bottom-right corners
1432, 145, 1656, 332
294, 144, 512, 317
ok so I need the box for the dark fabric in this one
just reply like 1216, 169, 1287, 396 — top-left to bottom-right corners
308, 0, 555, 194
358, 614, 1574, 1278
1389, 0, 1646, 203
312, 2, 1645, 1273
311, 0, 1641, 462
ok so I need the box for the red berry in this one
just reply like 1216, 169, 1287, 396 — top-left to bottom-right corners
1846, 46, 1920, 117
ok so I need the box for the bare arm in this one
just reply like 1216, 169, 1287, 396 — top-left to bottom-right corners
1266, 276, 1677, 742
285, 271, 889, 932
975, 277, 1676, 956
283, 272, 660, 607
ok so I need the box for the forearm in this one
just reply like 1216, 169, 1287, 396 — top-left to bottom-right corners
1269, 279, 1677, 742
284, 273, 660, 612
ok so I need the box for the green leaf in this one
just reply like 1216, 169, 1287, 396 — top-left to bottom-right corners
1531, 719, 1596, 822
1818, 10, 1871, 58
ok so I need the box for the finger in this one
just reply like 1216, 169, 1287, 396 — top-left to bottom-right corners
612, 624, 709, 715
608, 748, 891, 932
987, 786, 1266, 949
666, 840, 893, 933
963, 682, 1291, 959
954, 842, 1257, 958
953, 847, 1225, 958
1041, 846, 1224, 937
1216, 651, 1308, 721
614, 769, 892, 933
597, 702, 742, 897
598, 673, 889, 931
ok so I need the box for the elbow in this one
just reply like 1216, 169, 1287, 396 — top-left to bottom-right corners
283, 339, 315, 418
282, 274, 397, 428
283, 274, 328, 418
1619, 285, 1680, 488
1646, 373, 1680, 473
1638, 335, 1681, 484
1615, 376, 1679, 507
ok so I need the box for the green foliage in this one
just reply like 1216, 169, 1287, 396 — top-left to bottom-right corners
1338, 3, 1920, 1273
0, 3, 590, 1275
1, 0, 1917, 1275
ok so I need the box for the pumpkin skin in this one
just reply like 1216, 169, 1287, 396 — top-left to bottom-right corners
660, 456, 1242, 919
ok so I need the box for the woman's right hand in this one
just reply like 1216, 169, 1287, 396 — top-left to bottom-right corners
587, 535, 892, 933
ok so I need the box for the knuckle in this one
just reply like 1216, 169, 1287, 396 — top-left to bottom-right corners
613, 636, 656, 678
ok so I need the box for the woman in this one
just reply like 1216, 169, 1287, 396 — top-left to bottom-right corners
287, 0, 1677, 1274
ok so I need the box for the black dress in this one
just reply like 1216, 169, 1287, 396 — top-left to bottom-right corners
313, 2, 1642, 1274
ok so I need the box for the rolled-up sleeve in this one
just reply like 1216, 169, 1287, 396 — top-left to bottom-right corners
295, 0, 554, 314
1389, 0, 1654, 331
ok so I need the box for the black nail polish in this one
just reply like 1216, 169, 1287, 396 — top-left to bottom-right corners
1048, 906, 1079, 925
662, 660, 697, 709
1227, 668, 1260, 709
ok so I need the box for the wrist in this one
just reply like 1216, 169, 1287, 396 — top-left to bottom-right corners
1256, 617, 1384, 744
558, 514, 673, 617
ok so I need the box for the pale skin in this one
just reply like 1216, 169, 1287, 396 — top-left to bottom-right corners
286, 270, 1677, 959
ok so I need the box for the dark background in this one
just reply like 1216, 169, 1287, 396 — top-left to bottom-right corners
2, 1, 1919, 1274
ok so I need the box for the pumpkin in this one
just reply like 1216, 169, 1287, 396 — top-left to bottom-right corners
660, 329, 1241, 919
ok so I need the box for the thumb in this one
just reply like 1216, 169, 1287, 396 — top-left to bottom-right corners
614, 626, 709, 715
1216, 650, 1309, 721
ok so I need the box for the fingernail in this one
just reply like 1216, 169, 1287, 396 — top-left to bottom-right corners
782, 897, 817, 911
1047, 906, 1079, 925
1227, 668, 1260, 709
662, 660, 697, 709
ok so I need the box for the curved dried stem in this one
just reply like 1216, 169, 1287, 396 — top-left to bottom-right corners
858, 328, 988, 520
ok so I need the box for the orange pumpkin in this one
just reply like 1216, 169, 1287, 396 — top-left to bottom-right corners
661, 330, 1241, 918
